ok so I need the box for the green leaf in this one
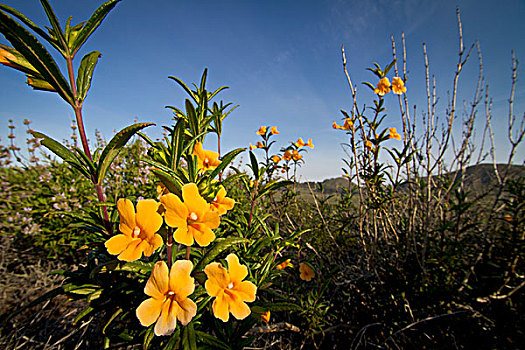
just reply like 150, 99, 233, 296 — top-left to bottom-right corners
208, 147, 244, 180
362, 81, 377, 92
185, 99, 199, 138
151, 167, 183, 198
76, 50, 101, 103
195, 331, 231, 350
162, 328, 181, 350
143, 325, 155, 350
30, 131, 87, 173
168, 75, 198, 103
26, 74, 56, 92
103, 308, 123, 334
97, 122, 154, 183
194, 237, 249, 272
252, 302, 302, 312
256, 180, 293, 201
73, 305, 94, 325
182, 323, 197, 350
0, 4, 56, 49
71, 0, 122, 56
39, 0, 67, 51
0, 10, 74, 104
249, 151, 259, 179
169, 118, 186, 169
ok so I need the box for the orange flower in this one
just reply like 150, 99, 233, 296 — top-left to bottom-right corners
204, 254, 257, 322
105, 199, 163, 262
299, 263, 315, 282
365, 140, 374, 151
276, 259, 291, 270
160, 183, 220, 247
249, 143, 256, 151
283, 150, 292, 161
333, 118, 353, 130
260, 311, 271, 323
256, 126, 267, 135
391, 77, 407, 95
374, 77, 391, 96
136, 260, 197, 336
193, 142, 221, 172
306, 138, 314, 149
292, 150, 303, 161
256, 141, 264, 148
504, 214, 512, 222
210, 187, 235, 216
270, 126, 279, 135
295, 138, 306, 147
271, 155, 281, 164
388, 127, 401, 140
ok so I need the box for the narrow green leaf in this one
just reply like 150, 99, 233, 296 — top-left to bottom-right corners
31, 131, 82, 165
76, 50, 101, 103
256, 180, 292, 201
249, 151, 259, 179
169, 118, 186, 169
185, 99, 199, 138
97, 122, 154, 184
71, 0, 122, 56
25, 74, 56, 92
0, 11, 74, 104
162, 328, 181, 350
182, 323, 197, 350
168, 75, 198, 103
103, 308, 123, 334
143, 325, 155, 350
151, 168, 183, 198
73, 305, 94, 325
208, 148, 244, 180
4, 286, 63, 324
0, 4, 55, 48
194, 237, 249, 272
39, 0, 67, 51
195, 331, 231, 350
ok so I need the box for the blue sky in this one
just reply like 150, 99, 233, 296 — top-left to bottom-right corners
1, 0, 524, 180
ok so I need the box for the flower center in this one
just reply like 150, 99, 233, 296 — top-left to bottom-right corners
189, 212, 198, 221
132, 226, 141, 238
227, 282, 234, 289
167, 291, 175, 296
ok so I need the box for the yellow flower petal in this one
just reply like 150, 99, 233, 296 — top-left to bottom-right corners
117, 198, 136, 236
174, 226, 193, 246
182, 183, 208, 217
204, 262, 230, 296
270, 126, 279, 135
190, 224, 216, 247
154, 299, 177, 336
226, 254, 248, 283
135, 199, 162, 236
136, 298, 164, 327
160, 193, 188, 228
118, 239, 144, 262
143, 234, 163, 257
145, 261, 169, 300
212, 294, 230, 322
169, 260, 195, 298
175, 297, 197, 326
233, 281, 257, 302
105, 234, 132, 256
229, 295, 251, 320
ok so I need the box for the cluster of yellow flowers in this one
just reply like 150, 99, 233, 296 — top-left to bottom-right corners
272, 137, 314, 164
374, 77, 406, 96
249, 126, 279, 150
104, 142, 257, 336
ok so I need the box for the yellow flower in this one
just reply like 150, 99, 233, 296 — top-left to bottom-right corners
160, 183, 220, 247
136, 260, 197, 336
292, 150, 303, 161
504, 214, 512, 222
333, 118, 353, 131
374, 77, 391, 96
306, 138, 314, 149
270, 126, 279, 135
210, 187, 235, 216
391, 77, 407, 95
276, 259, 292, 270
105, 199, 163, 262
249, 143, 256, 151
365, 140, 374, 151
193, 142, 221, 172
260, 311, 271, 323
204, 254, 257, 322
256, 141, 264, 148
271, 155, 281, 164
256, 126, 267, 135
295, 138, 306, 147
283, 150, 292, 161
299, 263, 315, 282
388, 127, 401, 140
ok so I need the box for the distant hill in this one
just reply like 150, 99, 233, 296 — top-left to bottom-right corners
295, 163, 524, 200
